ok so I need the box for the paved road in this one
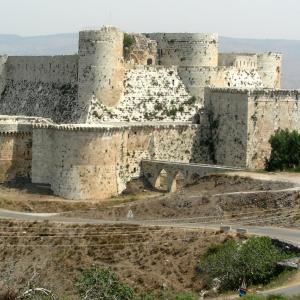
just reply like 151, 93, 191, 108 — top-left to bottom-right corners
261, 283, 300, 297
1, 209, 300, 245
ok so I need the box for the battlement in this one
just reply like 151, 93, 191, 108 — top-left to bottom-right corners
208, 87, 300, 97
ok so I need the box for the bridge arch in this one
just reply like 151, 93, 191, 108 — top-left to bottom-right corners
154, 168, 168, 191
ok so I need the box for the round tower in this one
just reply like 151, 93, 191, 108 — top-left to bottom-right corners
257, 52, 282, 89
146, 33, 219, 105
77, 26, 124, 122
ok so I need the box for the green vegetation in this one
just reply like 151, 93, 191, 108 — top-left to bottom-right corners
266, 129, 300, 171
199, 237, 293, 291
185, 96, 197, 105
75, 267, 135, 300
74, 267, 198, 300
124, 33, 135, 49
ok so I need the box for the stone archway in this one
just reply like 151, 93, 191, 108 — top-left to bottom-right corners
154, 169, 168, 191
168, 170, 185, 193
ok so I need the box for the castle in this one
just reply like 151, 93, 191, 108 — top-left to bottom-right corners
0, 26, 298, 200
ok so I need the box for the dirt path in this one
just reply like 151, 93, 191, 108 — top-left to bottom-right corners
228, 171, 300, 186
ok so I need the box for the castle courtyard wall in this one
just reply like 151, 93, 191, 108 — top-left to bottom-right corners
32, 123, 203, 200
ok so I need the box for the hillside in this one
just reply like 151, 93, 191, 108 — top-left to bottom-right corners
0, 33, 299, 88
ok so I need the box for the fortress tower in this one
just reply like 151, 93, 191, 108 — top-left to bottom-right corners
257, 52, 282, 89
77, 26, 125, 122
146, 33, 219, 104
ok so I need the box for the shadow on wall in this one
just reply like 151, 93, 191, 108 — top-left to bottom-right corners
190, 110, 215, 165
0, 131, 32, 185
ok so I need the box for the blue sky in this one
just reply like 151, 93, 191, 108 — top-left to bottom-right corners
1, 0, 300, 39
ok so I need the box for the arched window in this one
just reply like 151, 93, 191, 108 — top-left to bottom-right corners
147, 58, 153, 65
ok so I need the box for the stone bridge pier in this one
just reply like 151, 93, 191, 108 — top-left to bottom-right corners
141, 160, 243, 193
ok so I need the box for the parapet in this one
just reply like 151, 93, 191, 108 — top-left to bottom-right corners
0, 115, 54, 134
32, 122, 199, 133
146, 32, 219, 67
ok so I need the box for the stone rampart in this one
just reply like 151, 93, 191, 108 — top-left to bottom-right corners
32, 123, 203, 200
257, 53, 282, 89
0, 55, 81, 124
218, 53, 258, 71
77, 27, 125, 122
205, 88, 300, 169
87, 65, 199, 123
247, 89, 300, 169
0, 116, 53, 183
0, 55, 7, 97
5, 55, 78, 83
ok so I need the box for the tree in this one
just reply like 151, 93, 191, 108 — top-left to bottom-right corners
199, 237, 291, 291
266, 129, 300, 171
75, 267, 135, 300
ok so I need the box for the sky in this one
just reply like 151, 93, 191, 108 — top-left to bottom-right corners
0, 0, 300, 39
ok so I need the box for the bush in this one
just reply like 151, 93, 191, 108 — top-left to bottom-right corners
266, 129, 300, 171
199, 237, 291, 291
124, 33, 135, 49
75, 267, 135, 300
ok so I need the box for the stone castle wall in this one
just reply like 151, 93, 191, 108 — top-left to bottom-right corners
0, 55, 81, 123
0, 55, 7, 97
77, 27, 125, 122
247, 90, 300, 169
146, 33, 219, 105
218, 53, 258, 71
257, 53, 282, 89
205, 88, 300, 169
87, 65, 199, 123
203, 88, 249, 167
0, 116, 53, 183
32, 123, 203, 200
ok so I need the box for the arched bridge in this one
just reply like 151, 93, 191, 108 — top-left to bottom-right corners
141, 160, 243, 193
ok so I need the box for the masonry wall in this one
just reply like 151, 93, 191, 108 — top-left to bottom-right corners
0, 132, 32, 182
257, 53, 282, 89
0, 116, 53, 182
32, 123, 203, 200
0, 55, 81, 123
0, 56, 7, 97
77, 27, 125, 122
247, 90, 300, 169
87, 66, 199, 123
204, 88, 249, 167
218, 53, 258, 71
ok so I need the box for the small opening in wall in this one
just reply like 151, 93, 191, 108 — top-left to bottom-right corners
147, 58, 153, 65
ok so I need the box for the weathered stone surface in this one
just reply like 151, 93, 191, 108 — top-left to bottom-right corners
87, 66, 199, 123
205, 88, 300, 169
32, 123, 204, 200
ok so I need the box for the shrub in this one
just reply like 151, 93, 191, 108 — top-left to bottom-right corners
124, 33, 135, 49
185, 96, 197, 105
266, 129, 300, 171
199, 237, 291, 291
75, 267, 135, 300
